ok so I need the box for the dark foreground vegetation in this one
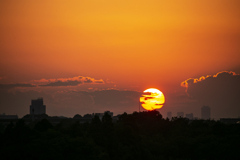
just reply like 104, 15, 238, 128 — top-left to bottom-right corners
1, 111, 240, 160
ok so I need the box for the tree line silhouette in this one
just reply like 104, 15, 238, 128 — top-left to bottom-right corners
0, 110, 239, 160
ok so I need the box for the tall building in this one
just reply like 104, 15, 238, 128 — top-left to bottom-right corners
201, 106, 210, 119
177, 112, 184, 118
167, 112, 172, 119
30, 98, 46, 115
186, 113, 193, 120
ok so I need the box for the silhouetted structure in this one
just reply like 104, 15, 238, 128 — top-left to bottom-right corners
92, 111, 113, 120
0, 113, 18, 119
177, 112, 184, 118
201, 106, 210, 119
30, 98, 46, 115
186, 113, 193, 120
167, 111, 172, 119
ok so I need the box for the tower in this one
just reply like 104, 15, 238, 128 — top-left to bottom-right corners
30, 98, 46, 115
201, 106, 210, 119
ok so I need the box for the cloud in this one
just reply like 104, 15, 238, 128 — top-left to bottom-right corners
181, 71, 240, 118
0, 89, 142, 117
0, 83, 36, 89
181, 71, 238, 90
84, 78, 93, 83
39, 80, 82, 87
34, 76, 104, 87
144, 97, 154, 100
88, 89, 142, 113
0, 89, 54, 117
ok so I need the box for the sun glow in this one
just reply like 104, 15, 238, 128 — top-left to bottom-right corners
140, 88, 165, 111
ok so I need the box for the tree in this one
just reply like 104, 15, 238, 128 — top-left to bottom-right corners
34, 119, 53, 132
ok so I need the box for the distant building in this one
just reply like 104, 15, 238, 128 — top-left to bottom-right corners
105, 111, 113, 117
167, 112, 172, 119
92, 111, 113, 120
201, 106, 210, 119
30, 98, 46, 115
177, 112, 184, 118
186, 113, 193, 120
0, 113, 18, 119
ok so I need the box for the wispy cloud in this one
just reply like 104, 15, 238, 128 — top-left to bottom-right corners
0, 83, 36, 89
0, 76, 105, 89
39, 80, 82, 87
34, 76, 104, 87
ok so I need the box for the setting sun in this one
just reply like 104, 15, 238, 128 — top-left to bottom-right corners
140, 88, 165, 111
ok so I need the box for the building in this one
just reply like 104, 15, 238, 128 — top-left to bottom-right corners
92, 111, 113, 120
30, 98, 46, 115
167, 112, 172, 119
186, 113, 193, 120
201, 106, 210, 119
0, 113, 18, 119
177, 112, 184, 118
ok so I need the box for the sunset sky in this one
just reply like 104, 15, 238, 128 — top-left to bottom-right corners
0, 0, 240, 119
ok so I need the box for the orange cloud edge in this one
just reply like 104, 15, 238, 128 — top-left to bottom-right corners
181, 71, 239, 88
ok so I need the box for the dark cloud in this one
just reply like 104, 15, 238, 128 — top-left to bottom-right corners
39, 80, 82, 87
143, 92, 151, 95
181, 71, 240, 119
84, 78, 93, 83
88, 90, 142, 113
144, 97, 154, 100
0, 89, 142, 117
0, 90, 54, 117
0, 83, 36, 89
36, 76, 104, 86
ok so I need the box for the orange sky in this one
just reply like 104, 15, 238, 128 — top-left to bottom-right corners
1, 0, 240, 91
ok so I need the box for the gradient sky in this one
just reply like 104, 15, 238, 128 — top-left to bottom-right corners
0, 0, 240, 118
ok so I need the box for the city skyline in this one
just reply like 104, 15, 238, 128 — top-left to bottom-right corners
0, 97, 229, 121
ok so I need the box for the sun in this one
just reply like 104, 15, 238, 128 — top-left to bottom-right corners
139, 88, 165, 111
